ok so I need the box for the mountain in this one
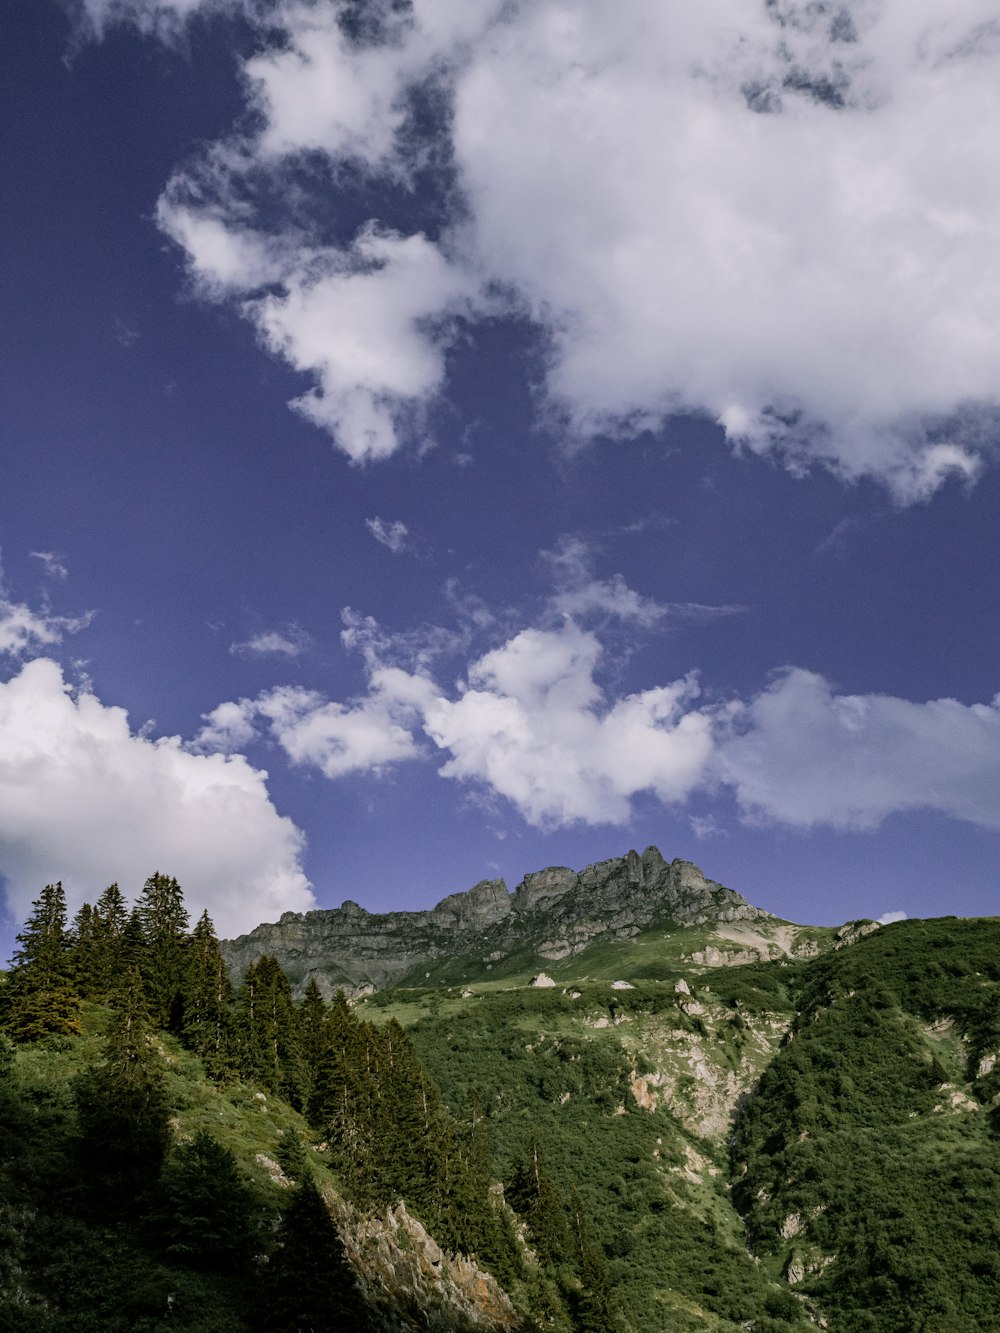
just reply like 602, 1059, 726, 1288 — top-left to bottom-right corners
220, 846, 820, 995
5, 855, 1000, 1332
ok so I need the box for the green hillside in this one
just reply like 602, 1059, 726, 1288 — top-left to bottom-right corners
3, 875, 999, 1331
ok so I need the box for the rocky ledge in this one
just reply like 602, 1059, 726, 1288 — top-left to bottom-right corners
220, 847, 770, 997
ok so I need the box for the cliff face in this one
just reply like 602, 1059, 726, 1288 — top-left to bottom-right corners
220, 847, 769, 995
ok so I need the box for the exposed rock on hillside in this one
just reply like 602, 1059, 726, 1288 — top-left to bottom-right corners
331, 1193, 519, 1332
221, 848, 769, 995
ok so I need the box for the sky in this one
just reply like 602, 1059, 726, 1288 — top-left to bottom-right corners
2, 0, 1000, 956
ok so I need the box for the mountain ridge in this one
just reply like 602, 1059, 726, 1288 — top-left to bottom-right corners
220, 847, 779, 995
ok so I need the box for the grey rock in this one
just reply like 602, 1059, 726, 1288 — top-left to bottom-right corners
220, 846, 770, 997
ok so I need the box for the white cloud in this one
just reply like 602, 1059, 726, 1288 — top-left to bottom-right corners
366, 516, 410, 554
94, 0, 1000, 495
200, 667, 438, 780
230, 624, 312, 658
216, 613, 715, 827
0, 598, 90, 659
877, 910, 907, 925
0, 658, 313, 936
717, 668, 1000, 831
199, 594, 1000, 841
543, 536, 666, 626
425, 624, 714, 826
29, 551, 68, 580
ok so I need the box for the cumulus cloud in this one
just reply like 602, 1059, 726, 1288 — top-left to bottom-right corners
425, 624, 714, 826
198, 668, 438, 779
716, 668, 1000, 831
0, 658, 313, 936
230, 624, 312, 658
207, 615, 714, 826
93, 0, 1000, 496
202, 611, 1000, 840
366, 517, 410, 554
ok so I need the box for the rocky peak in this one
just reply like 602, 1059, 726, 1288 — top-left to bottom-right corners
220, 846, 770, 996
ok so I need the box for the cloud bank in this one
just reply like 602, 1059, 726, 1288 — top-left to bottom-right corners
0, 659, 313, 936
201, 606, 1000, 838
89, 0, 1000, 497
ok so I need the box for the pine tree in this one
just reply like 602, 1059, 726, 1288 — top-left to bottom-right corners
298, 976, 329, 1104
508, 1138, 570, 1269
69, 901, 99, 995
153, 1131, 256, 1270
6, 882, 82, 1042
567, 1187, 615, 1333
73, 968, 171, 1205
181, 909, 232, 1077
261, 1176, 372, 1332
90, 882, 130, 999
233, 955, 306, 1106
134, 871, 189, 1029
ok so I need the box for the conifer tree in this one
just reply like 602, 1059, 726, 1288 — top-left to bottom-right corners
74, 967, 171, 1204
298, 976, 329, 1103
261, 1176, 372, 1332
154, 1131, 256, 1270
508, 1138, 570, 1269
181, 909, 232, 1077
233, 955, 305, 1105
69, 901, 99, 994
134, 871, 189, 1029
567, 1187, 615, 1333
6, 882, 82, 1042
90, 882, 130, 999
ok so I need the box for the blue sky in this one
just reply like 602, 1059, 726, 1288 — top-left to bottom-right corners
2, 0, 999, 954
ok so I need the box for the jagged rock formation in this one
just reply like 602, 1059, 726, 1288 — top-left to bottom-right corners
221, 847, 770, 996
332, 1193, 519, 1332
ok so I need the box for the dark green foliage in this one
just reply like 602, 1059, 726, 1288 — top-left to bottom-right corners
90, 882, 131, 998
73, 970, 171, 1204
134, 871, 189, 1029
508, 1139, 570, 1269
152, 1131, 257, 1270
275, 1127, 309, 1182
233, 954, 306, 1106
730, 917, 1000, 1333
261, 1176, 372, 1333
181, 910, 233, 1076
5, 882, 82, 1042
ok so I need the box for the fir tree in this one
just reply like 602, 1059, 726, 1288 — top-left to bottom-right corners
261, 1176, 372, 1332
90, 882, 130, 999
73, 968, 171, 1205
134, 871, 189, 1029
298, 976, 329, 1103
69, 901, 99, 995
567, 1187, 615, 1333
6, 882, 81, 1043
153, 1131, 256, 1270
508, 1138, 570, 1269
181, 909, 232, 1077
233, 955, 306, 1105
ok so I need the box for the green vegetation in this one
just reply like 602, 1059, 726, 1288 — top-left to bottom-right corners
3, 880, 999, 1331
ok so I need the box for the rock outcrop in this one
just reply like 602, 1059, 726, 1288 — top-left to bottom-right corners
220, 847, 770, 996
